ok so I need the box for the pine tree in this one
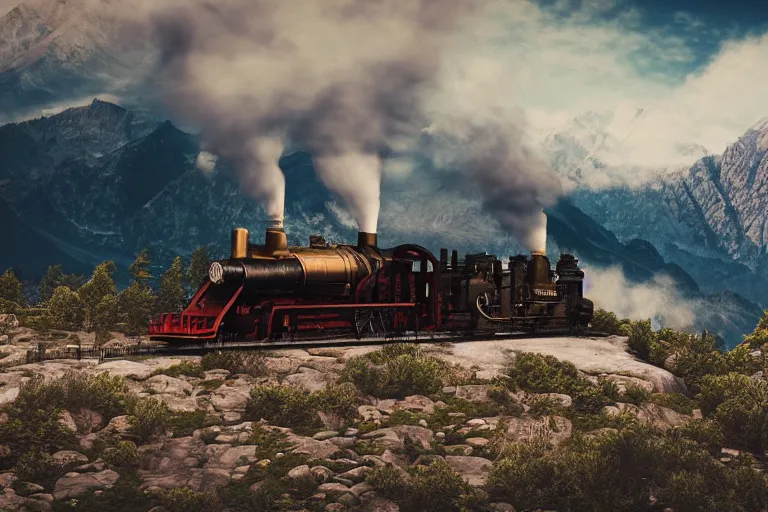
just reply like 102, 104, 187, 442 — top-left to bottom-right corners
119, 282, 156, 336
39, 265, 64, 303
188, 246, 212, 293
78, 262, 118, 331
47, 286, 85, 330
93, 294, 119, 346
745, 309, 768, 348
155, 257, 187, 315
0, 269, 23, 306
129, 248, 153, 287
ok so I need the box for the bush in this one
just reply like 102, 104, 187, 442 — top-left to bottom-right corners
154, 360, 205, 379
507, 352, 584, 395
128, 397, 170, 443
341, 343, 453, 398
368, 459, 487, 512
591, 309, 627, 334
13, 449, 63, 485
157, 488, 222, 512
201, 351, 266, 376
487, 424, 768, 512
103, 441, 140, 468
245, 383, 360, 431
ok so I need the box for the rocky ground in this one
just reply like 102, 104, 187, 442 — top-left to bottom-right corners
0, 335, 756, 511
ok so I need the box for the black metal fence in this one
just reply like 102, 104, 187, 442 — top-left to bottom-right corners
25, 343, 162, 364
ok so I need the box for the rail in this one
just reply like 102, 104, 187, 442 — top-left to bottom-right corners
23, 328, 610, 364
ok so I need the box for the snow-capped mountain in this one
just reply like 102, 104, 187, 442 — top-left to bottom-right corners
0, 100, 763, 346
557, 118, 768, 308
0, 0, 144, 121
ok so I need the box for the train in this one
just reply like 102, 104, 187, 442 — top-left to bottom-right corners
148, 224, 594, 343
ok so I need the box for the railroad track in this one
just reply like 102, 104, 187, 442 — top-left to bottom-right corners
93, 328, 611, 361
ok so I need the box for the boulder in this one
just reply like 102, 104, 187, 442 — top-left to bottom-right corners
283, 367, 336, 392
361, 426, 433, 452
603, 403, 689, 429
394, 395, 437, 414
455, 385, 493, 402
51, 451, 89, 466
444, 455, 493, 486
53, 469, 120, 499
286, 433, 344, 460
144, 375, 194, 397
210, 387, 250, 413
96, 360, 153, 380
505, 415, 572, 446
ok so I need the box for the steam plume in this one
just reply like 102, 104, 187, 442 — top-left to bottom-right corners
114, 0, 474, 234
421, 118, 563, 253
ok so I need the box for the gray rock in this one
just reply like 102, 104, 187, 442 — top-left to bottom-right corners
96, 360, 153, 380
287, 465, 313, 481
284, 367, 336, 392
313, 430, 339, 441
444, 456, 493, 486
358, 405, 384, 422
394, 395, 437, 414
13, 481, 45, 497
455, 385, 493, 402
53, 469, 120, 499
310, 466, 334, 483
318, 482, 351, 498
338, 466, 370, 483
52, 450, 89, 466
505, 415, 572, 446
210, 387, 250, 413
602, 403, 689, 429
361, 426, 433, 451
328, 437, 356, 449
287, 433, 343, 460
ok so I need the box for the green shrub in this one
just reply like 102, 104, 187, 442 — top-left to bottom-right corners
201, 351, 266, 376
507, 352, 585, 395
102, 441, 139, 468
648, 392, 696, 415
590, 309, 627, 334
368, 459, 487, 512
13, 449, 63, 486
674, 419, 725, 454
245, 383, 360, 431
341, 343, 454, 398
487, 424, 768, 512
128, 397, 170, 443
169, 410, 219, 437
157, 488, 222, 512
154, 361, 205, 378
696, 372, 768, 451
621, 384, 652, 405
246, 385, 317, 428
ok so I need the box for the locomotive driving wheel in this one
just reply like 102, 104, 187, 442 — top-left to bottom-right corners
355, 308, 396, 339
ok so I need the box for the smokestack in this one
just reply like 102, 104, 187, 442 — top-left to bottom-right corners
357, 232, 378, 248
440, 248, 448, 267
451, 250, 459, 269
268, 216, 284, 230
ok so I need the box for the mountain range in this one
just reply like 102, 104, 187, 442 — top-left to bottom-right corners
0, 0, 766, 347
0, 99, 764, 347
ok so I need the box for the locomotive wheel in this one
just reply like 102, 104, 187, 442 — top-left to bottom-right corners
355, 308, 396, 339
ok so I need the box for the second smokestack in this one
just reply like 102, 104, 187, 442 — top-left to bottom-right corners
357, 232, 378, 248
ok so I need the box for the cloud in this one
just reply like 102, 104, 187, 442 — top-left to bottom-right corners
423, 0, 768, 187
583, 265, 697, 329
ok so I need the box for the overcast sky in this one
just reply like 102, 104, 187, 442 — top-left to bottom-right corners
2, 0, 768, 175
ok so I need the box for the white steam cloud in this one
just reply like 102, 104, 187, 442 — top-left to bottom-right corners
584, 266, 697, 329
109, 0, 490, 235
82, 0, 564, 247
195, 151, 218, 174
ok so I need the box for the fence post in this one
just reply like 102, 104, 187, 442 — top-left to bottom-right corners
76, 346, 81, 361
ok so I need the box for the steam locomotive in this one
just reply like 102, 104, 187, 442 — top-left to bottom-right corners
149, 225, 594, 343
